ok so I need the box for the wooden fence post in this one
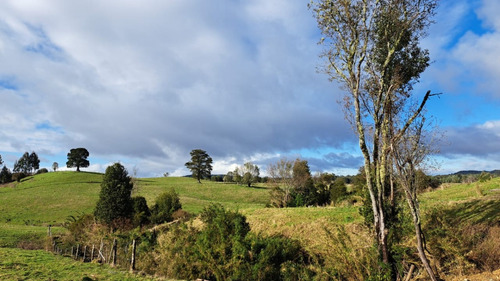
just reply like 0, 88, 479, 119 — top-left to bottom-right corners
75, 244, 79, 260
98, 240, 106, 263
83, 245, 87, 262
91, 244, 95, 261
129, 239, 136, 272
111, 238, 117, 267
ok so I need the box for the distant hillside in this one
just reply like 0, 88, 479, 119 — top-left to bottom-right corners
453, 169, 500, 175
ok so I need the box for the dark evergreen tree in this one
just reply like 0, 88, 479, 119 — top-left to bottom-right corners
185, 149, 213, 183
0, 166, 12, 184
66, 148, 90, 172
94, 163, 134, 226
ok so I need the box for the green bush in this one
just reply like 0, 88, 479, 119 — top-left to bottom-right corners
132, 196, 151, 227
36, 168, 49, 174
12, 172, 27, 182
155, 204, 313, 280
150, 188, 182, 224
330, 178, 348, 205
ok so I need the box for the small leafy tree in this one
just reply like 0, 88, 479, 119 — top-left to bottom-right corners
52, 162, 59, 172
185, 149, 213, 183
223, 171, 234, 183
94, 163, 134, 227
150, 189, 182, 224
66, 148, 90, 172
235, 162, 260, 187
267, 158, 294, 207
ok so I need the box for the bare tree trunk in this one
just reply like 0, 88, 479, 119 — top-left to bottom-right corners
404, 191, 439, 281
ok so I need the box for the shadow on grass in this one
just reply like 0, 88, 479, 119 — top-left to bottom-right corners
437, 199, 500, 225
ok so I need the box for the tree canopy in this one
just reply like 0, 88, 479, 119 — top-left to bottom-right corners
185, 149, 213, 183
13, 152, 40, 174
66, 148, 90, 172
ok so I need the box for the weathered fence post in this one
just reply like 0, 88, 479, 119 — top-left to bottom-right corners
75, 244, 80, 260
129, 239, 136, 272
83, 245, 87, 262
48, 225, 52, 237
98, 240, 106, 263
111, 238, 117, 267
91, 244, 95, 261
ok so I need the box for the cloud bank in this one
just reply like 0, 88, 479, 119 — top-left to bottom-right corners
0, 0, 499, 176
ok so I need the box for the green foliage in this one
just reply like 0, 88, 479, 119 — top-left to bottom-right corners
155, 204, 312, 281
94, 163, 134, 226
65, 213, 95, 241
36, 168, 49, 174
150, 189, 182, 224
0, 166, 12, 183
13, 151, 39, 174
132, 196, 151, 227
66, 148, 90, 172
330, 178, 348, 205
478, 171, 492, 183
185, 149, 213, 183
12, 172, 27, 182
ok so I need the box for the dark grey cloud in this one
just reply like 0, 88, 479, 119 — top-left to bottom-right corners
441, 121, 500, 157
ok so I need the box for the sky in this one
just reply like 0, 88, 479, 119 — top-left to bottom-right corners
0, 0, 499, 177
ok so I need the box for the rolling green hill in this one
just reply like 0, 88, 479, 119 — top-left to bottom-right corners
0, 171, 272, 247
1, 171, 499, 280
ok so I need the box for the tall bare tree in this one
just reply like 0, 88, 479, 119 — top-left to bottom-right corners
391, 115, 441, 280
310, 0, 438, 276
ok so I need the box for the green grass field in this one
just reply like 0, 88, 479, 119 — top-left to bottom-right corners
0, 247, 160, 281
0, 171, 271, 247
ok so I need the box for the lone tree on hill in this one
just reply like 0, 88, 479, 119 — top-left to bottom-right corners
94, 163, 134, 226
185, 149, 213, 183
66, 148, 90, 172
311, 0, 439, 279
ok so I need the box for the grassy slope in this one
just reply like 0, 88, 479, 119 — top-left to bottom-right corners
420, 178, 500, 225
0, 247, 161, 281
0, 172, 272, 247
